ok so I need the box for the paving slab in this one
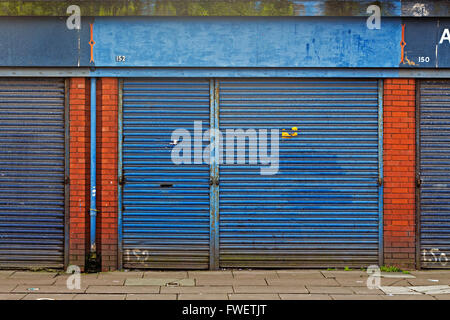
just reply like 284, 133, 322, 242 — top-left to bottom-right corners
53, 274, 100, 281
381, 273, 416, 279
382, 294, 436, 300
56, 273, 100, 278
191, 276, 236, 282
188, 271, 233, 281
410, 271, 450, 277
97, 272, 144, 279
331, 295, 383, 300
348, 287, 385, 295
334, 278, 368, 287
266, 278, 339, 287
188, 275, 234, 281
306, 286, 354, 294
321, 271, 367, 279
196, 278, 267, 286
86, 286, 159, 294
54, 278, 125, 286
276, 270, 324, 279
74, 294, 126, 300
8, 272, 58, 279
379, 286, 421, 295
407, 278, 449, 286
380, 279, 412, 287
12, 285, 86, 294
22, 294, 76, 300
0, 271, 15, 278
188, 271, 233, 278
143, 271, 188, 279
0, 294, 25, 300
126, 294, 177, 300
233, 285, 308, 294
419, 289, 450, 294
178, 294, 228, 300
0, 278, 57, 285
161, 286, 233, 294
279, 294, 332, 300
407, 285, 450, 295
0, 285, 18, 293
407, 285, 449, 292
229, 294, 279, 300
232, 270, 279, 279
125, 278, 194, 286
419, 276, 450, 283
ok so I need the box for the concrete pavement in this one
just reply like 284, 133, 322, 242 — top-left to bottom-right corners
0, 269, 450, 300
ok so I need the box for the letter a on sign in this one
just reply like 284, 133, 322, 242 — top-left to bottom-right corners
440, 29, 450, 44
366, 5, 381, 30
66, 5, 81, 30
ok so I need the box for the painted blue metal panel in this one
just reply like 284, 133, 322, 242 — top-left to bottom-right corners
2, 16, 450, 69
401, 18, 450, 68
438, 19, 450, 68
121, 78, 211, 269
218, 79, 380, 267
6, 67, 450, 79
419, 80, 450, 269
93, 17, 401, 68
0, 78, 65, 268
90, 67, 450, 79
0, 17, 92, 67
401, 19, 439, 68
90, 67, 403, 79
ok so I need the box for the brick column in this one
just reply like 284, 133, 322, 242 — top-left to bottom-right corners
383, 79, 416, 269
69, 78, 90, 271
96, 78, 119, 271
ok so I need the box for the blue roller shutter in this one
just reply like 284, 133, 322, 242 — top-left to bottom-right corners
0, 78, 66, 269
419, 80, 450, 269
121, 79, 211, 269
218, 78, 381, 268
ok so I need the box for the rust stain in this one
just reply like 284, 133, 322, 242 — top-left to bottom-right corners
400, 24, 416, 66
400, 24, 406, 64
89, 23, 96, 63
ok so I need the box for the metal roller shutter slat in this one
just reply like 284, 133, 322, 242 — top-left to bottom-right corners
0, 78, 65, 269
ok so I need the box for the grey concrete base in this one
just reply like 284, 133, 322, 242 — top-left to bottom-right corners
0, 270, 449, 300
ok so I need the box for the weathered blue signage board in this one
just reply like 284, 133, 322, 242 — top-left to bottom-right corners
438, 20, 450, 68
0, 16, 449, 69
402, 18, 450, 68
0, 17, 92, 67
90, 16, 450, 69
92, 17, 400, 68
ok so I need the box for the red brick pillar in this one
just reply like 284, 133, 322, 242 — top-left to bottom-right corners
96, 78, 119, 271
69, 78, 90, 271
383, 79, 416, 269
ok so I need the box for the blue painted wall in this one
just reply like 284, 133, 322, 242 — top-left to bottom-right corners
93, 17, 401, 68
